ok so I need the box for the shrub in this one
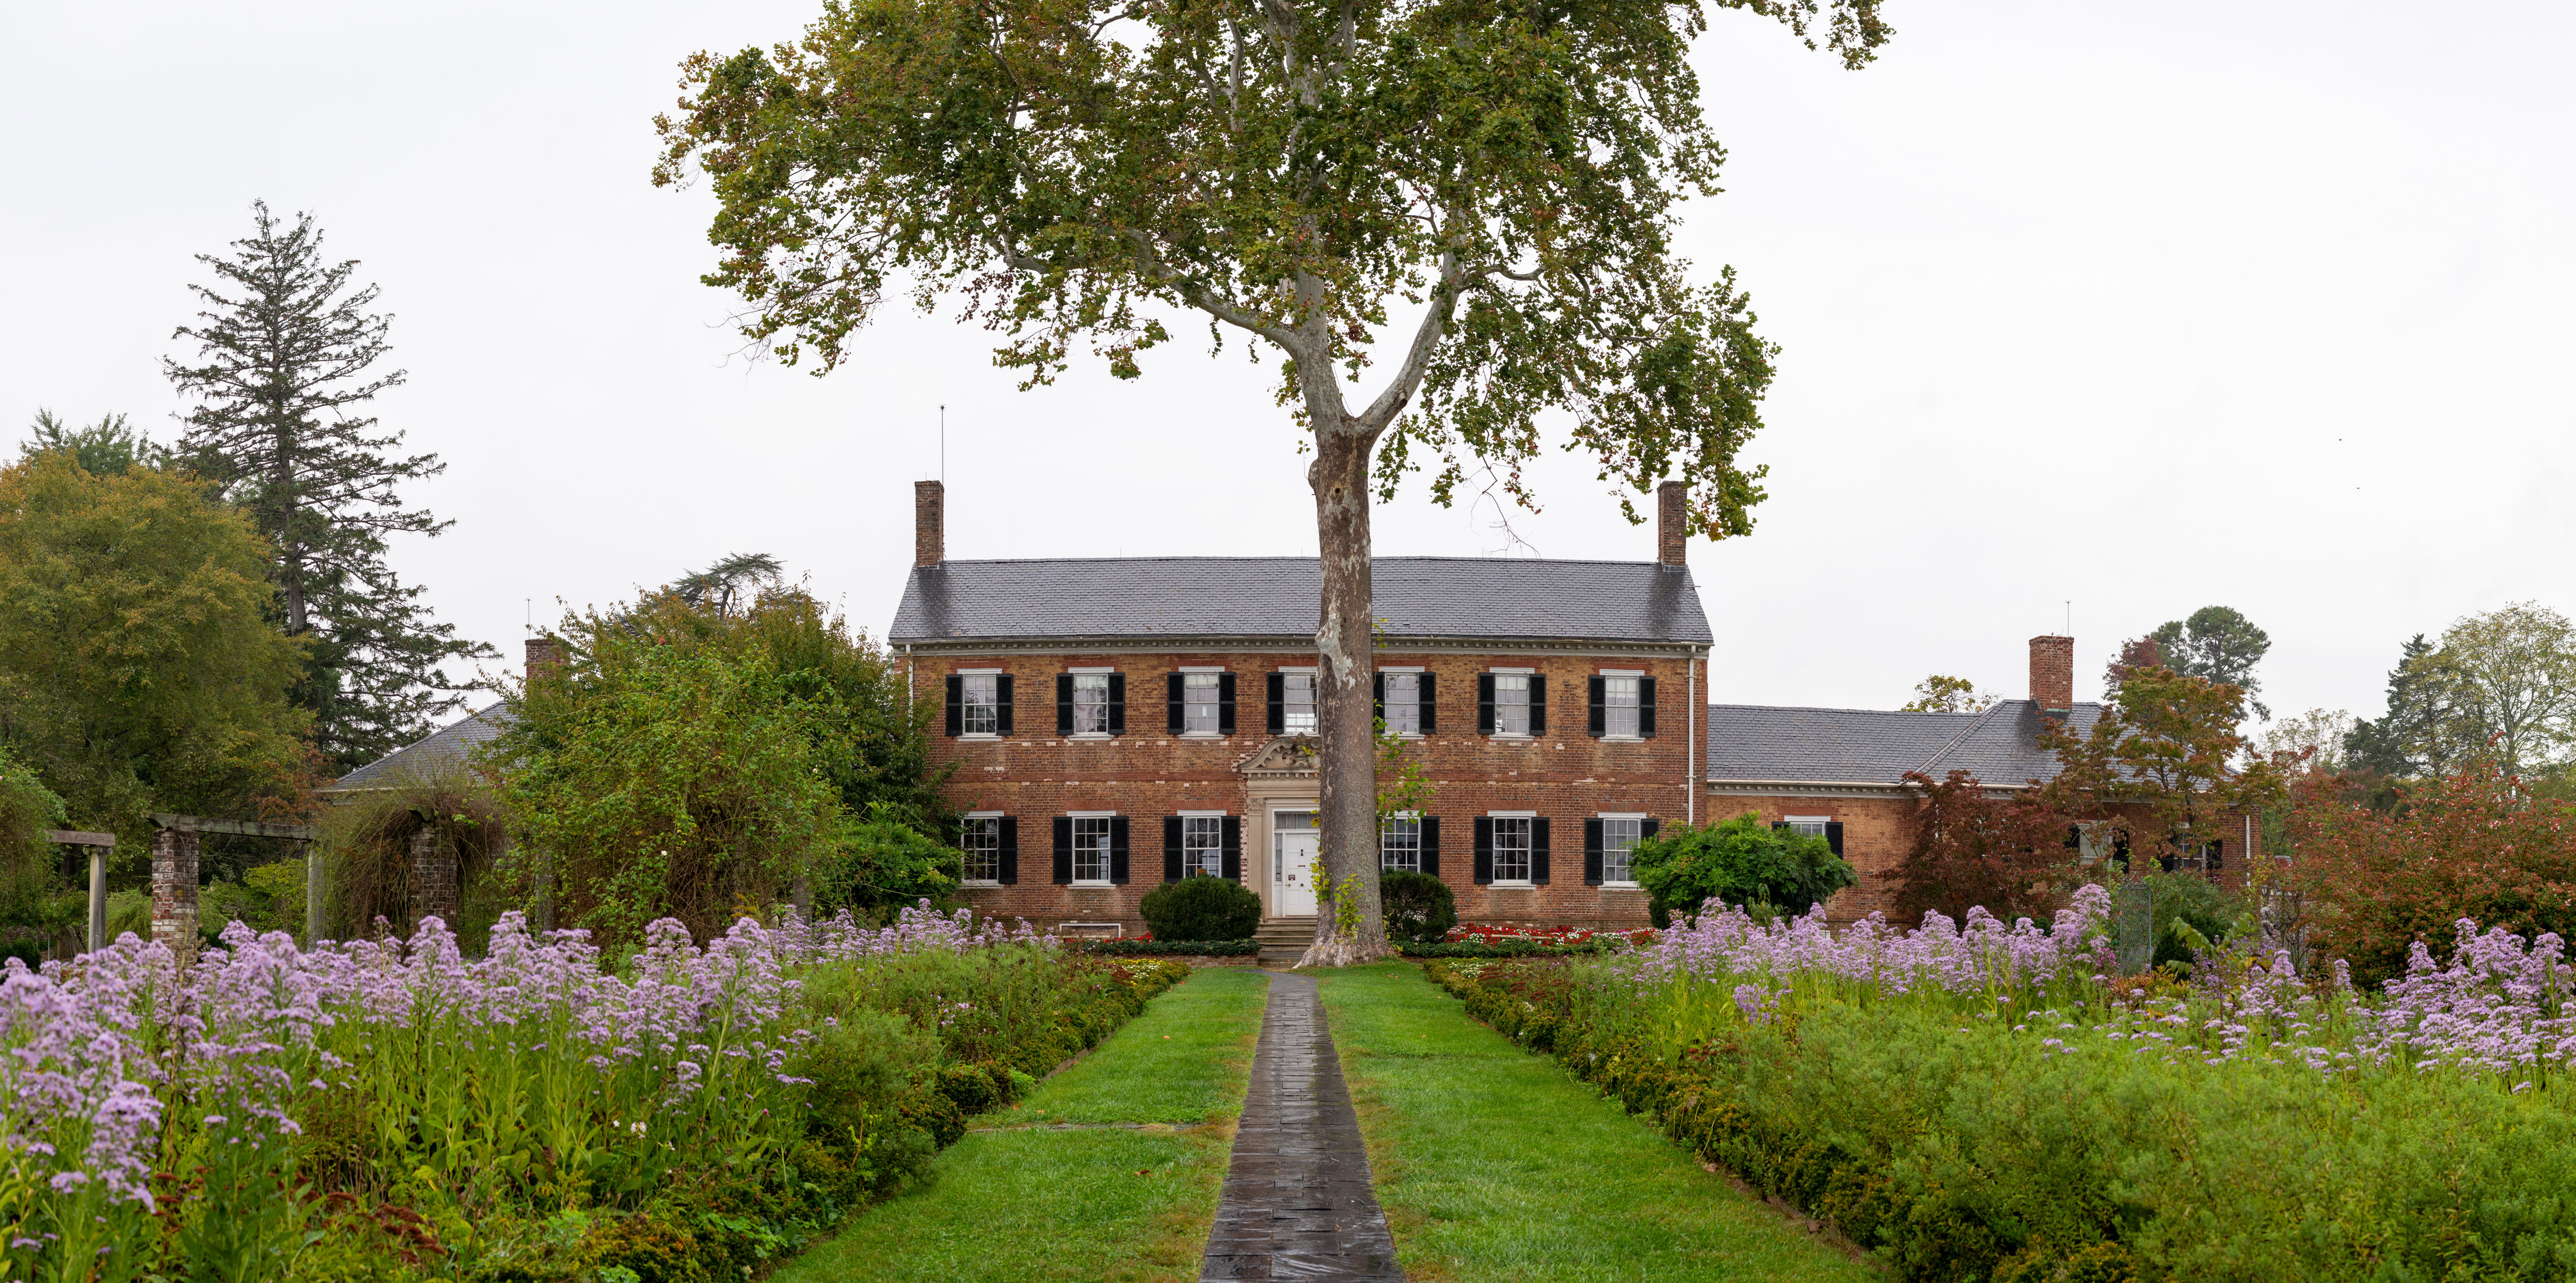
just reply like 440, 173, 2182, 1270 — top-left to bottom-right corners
1380, 870, 1456, 942
1138, 875, 1261, 941
314, 770, 510, 944
1629, 812, 1856, 921
1071, 938, 1259, 956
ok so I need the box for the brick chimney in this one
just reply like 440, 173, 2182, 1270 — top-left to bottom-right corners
915, 480, 945, 568
1656, 481, 1689, 567
525, 635, 566, 686
2029, 635, 2074, 713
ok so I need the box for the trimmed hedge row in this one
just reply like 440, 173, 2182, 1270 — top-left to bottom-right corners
1396, 939, 1612, 958
1068, 939, 1261, 956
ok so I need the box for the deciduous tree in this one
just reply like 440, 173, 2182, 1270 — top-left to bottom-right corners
2039, 664, 2282, 866
1891, 769, 2065, 926
1900, 674, 1995, 714
2411, 602, 2576, 779
652, 0, 1891, 963
2147, 605, 2271, 717
165, 202, 493, 773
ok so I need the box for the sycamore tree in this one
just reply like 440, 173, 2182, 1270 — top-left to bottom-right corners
654, 0, 1890, 962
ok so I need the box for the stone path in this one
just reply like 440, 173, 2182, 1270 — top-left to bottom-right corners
1199, 970, 1405, 1282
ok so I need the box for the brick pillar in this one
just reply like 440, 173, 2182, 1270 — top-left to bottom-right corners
2030, 635, 2075, 712
152, 827, 199, 958
914, 480, 945, 567
412, 825, 458, 933
1656, 481, 1689, 567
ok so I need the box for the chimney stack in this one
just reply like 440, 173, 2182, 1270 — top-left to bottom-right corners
525, 635, 566, 686
915, 480, 945, 568
1656, 481, 1689, 567
2029, 635, 2074, 713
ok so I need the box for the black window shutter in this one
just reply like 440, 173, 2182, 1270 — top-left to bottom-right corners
1266, 673, 1286, 734
1532, 818, 1552, 885
1168, 674, 1185, 734
1110, 816, 1131, 884
2065, 825, 2083, 850
2206, 839, 2223, 872
1584, 818, 1604, 886
1373, 672, 1385, 724
998, 816, 1019, 885
1639, 818, 1659, 842
1529, 679, 1547, 735
1824, 822, 1845, 857
1219, 673, 1237, 735
2113, 832, 2131, 873
1222, 817, 1242, 881
1163, 816, 1184, 881
1056, 675, 1074, 735
1107, 674, 1125, 735
1052, 817, 1073, 884
1587, 676, 1606, 737
1638, 677, 1656, 738
945, 675, 964, 736
1472, 817, 1494, 885
996, 675, 1015, 734
1420, 816, 1440, 877
1772, 821, 1791, 833
1477, 674, 1496, 734
1419, 672, 1437, 733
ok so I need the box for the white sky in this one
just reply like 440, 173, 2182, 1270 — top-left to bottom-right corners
5, 0, 2570, 730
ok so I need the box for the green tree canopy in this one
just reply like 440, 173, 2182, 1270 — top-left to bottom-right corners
0, 451, 313, 846
1900, 674, 1995, 714
2146, 606, 2272, 718
23, 410, 164, 476
1629, 812, 1856, 921
653, 0, 1889, 963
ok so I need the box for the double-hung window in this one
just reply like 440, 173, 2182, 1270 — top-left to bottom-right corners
1493, 674, 1532, 736
1281, 671, 1318, 734
1785, 816, 1829, 839
1602, 676, 1641, 738
961, 674, 1001, 735
961, 814, 1002, 883
1381, 814, 1422, 872
1072, 815, 1114, 884
1599, 816, 1642, 886
1490, 816, 1533, 883
1071, 673, 1111, 735
1382, 671, 1420, 734
1184, 672, 1222, 734
1182, 815, 1224, 878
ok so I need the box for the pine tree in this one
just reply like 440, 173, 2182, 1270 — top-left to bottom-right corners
2345, 634, 2437, 780
164, 202, 493, 773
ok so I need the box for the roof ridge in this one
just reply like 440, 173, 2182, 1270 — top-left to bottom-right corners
913, 555, 1666, 569
1915, 700, 2010, 777
1704, 702, 1978, 718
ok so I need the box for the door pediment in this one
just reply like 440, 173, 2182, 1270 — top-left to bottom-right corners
1239, 735, 1318, 780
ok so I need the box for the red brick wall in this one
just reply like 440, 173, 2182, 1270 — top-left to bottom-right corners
916, 648, 1697, 934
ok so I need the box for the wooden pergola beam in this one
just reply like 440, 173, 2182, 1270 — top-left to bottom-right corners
150, 813, 318, 842
46, 830, 116, 847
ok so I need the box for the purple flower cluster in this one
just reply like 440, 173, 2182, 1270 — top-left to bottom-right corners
1634, 884, 2116, 999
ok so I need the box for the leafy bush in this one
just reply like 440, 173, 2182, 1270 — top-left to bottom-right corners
0, 745, 69, 938
1396, 939, 1610, 958
1629, 812, 1856, 921
315, 770, 510, 944
1138, 875, 1261, 941
1071, 938, 1259, 956
1379, 870, 1456, 943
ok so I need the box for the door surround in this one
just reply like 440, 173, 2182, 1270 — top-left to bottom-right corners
1238, 735, 1319, 919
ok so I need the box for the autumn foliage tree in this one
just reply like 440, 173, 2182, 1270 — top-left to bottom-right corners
2039, 664, 2282, 866
1891, 769, 2066, 926
651, 0, 1890, 963
2286, 760, 2576, 987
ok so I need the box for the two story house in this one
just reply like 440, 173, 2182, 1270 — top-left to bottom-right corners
889, 480, 1712, 935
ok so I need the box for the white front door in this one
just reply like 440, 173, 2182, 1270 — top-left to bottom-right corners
1273, 811, 1319, 916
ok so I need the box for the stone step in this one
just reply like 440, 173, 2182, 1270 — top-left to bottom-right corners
1254, 917, 1317, 963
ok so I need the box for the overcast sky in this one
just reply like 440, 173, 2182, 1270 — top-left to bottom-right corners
6, 0, 2569, 732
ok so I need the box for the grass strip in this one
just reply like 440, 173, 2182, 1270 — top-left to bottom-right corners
1316, 962, 1876, 1283
768, 967, 1270, 1283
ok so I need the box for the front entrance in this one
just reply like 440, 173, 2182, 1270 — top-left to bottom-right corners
1272, 809, 1319, 916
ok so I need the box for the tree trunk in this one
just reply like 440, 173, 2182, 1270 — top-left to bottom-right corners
1298, 420, 1393, 967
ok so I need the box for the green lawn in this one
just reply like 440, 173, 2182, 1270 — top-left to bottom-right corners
767, 967, 1269, 1283
1317, 963, 1877, 1283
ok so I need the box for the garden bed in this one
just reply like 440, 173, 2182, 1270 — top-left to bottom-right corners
1421, 892, 2576, 1281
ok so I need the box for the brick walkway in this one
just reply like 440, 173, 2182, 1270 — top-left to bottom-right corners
1199, 970, 1405, 1282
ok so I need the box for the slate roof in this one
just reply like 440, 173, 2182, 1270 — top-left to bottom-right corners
328, 704, 515, 791
1705, 699, 2104, 787
889, 558, 1712, 647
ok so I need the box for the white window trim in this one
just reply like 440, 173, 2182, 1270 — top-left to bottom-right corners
1069, 811, 1117, 887
1785, 815, 1831, 823
961, 812, 1006, 886
1486, 811, 1536, 888
1180, 665, 1227, 673
1177, 809, 1228, 818
1489, 666, 1535, 675
956, 667, 1005, 674
1598, 668, 1644, 677
1595, 811, 1647, 888
1068, 666, 1116, 674
957, 670, 1006, 739
1276, 664, 1318, 673
1378, 665, 1424, 673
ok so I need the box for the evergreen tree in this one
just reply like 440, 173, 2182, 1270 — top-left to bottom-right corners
2345, 634, 2437, 780
2147, 605, 2272, 718
164, 202, 493, 773
23, 410, 163, 475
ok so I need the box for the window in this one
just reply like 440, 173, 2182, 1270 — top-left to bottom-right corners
1382, 672, 1420, 735
1182, 816, 1224, 878
1072, 815, 1114, 884
962, 815, 1002, 882
1282, 672, 1317, 734
1785, 816, 1829, 839
1493, 674, 1531, 735
1184, 672, 1222, 735
1490, 816, 1532, 883
1381, 815, 1421, 872
1599, 817, 1641, 885
1072, 673, 1111, 735
1602, 676, 1640, 738
961, 674, 1000, 735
